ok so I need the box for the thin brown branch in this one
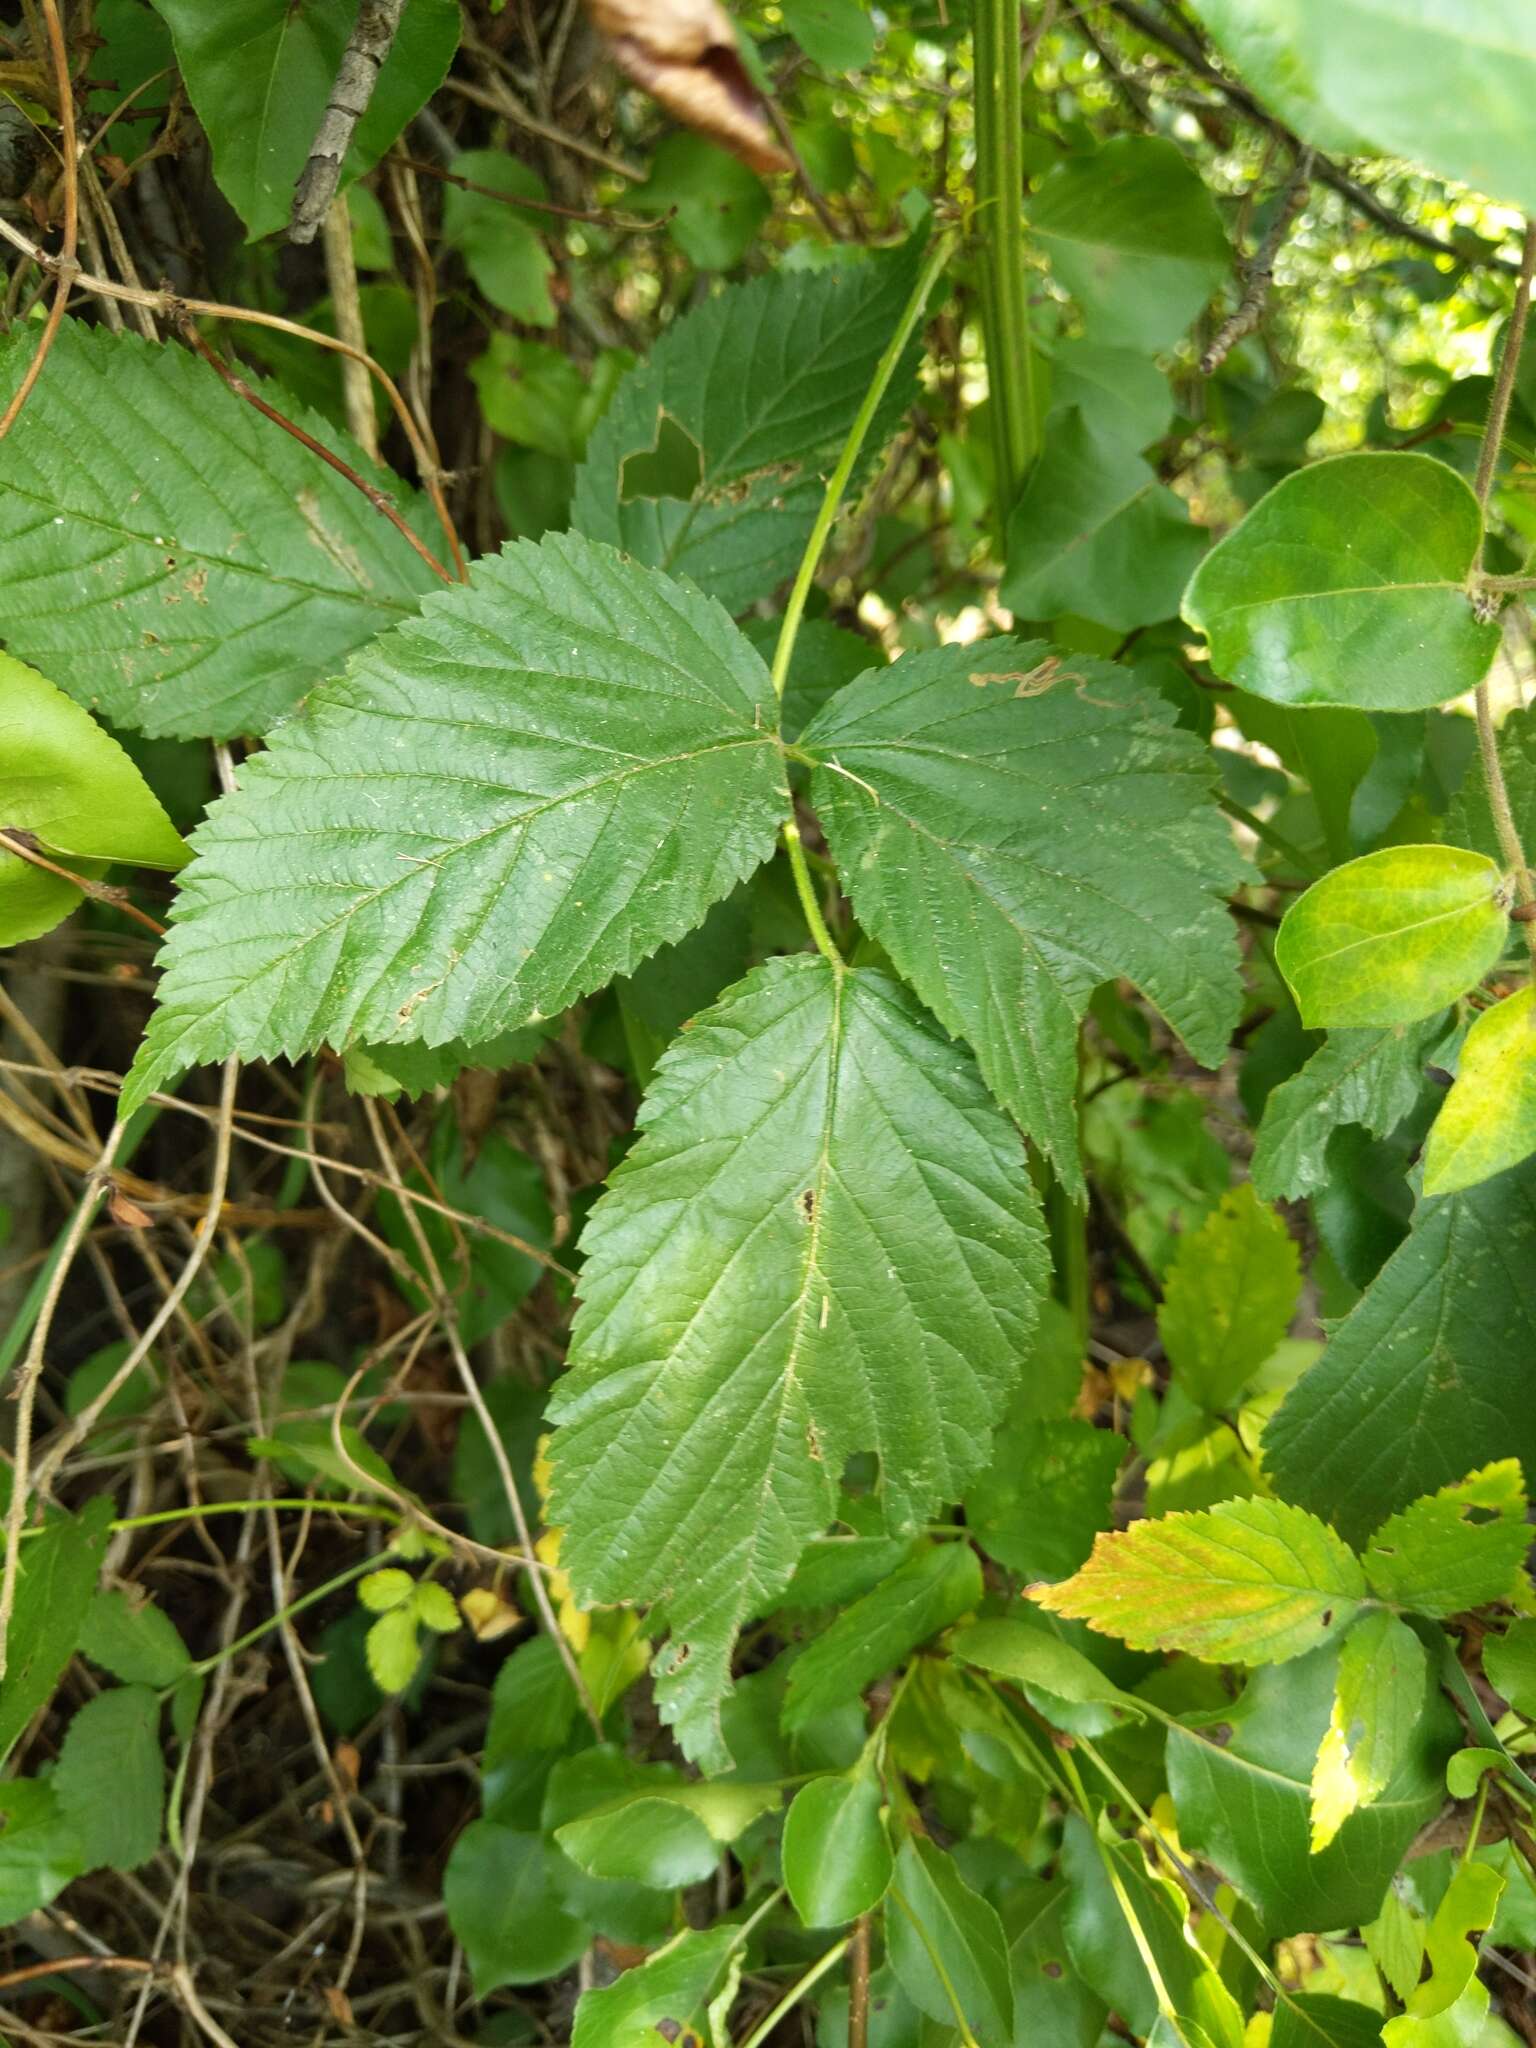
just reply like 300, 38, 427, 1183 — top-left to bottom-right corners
0, 0, 76, 442
0, 828, 168, 936
390, 150, 665, 229
1201, 146, 1314, 374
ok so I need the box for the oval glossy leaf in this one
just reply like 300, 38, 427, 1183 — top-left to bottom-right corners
1028, 135, 1229, 352
783, 1771, 892, 1927
1184, 454, 1499, 712
0, 321, 440, 741
783, 1542, 982, 1731
1275, 845, 1507, 1028
441, 1822, 588, 1994
556, 1795, 718, 1889
1033, 1496, 1366, 1666
1424, 982, 1536, 1194
948, 1616, 1146, 1731
888, 1836, 1013, 2042
571, 1926, 740, 2048
547, 958, 1046, 1769
122, 534, 788, 1118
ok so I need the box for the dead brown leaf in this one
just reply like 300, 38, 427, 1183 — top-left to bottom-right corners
583, 0, 790, 175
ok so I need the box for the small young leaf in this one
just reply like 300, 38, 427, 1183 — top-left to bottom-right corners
1184, 453, 1499, 712
1484, 1618, 1536, 1717
358, 1569, 414, 1615
1265, 1156, 1536, 1542
570, 1925, 739, 2048
413, 1582, 460, 1635
1423, 983, 1536, 1194
78, 1588, 191, 1689
1001, 407, 1206, 632
1309, 1611, 1428, 1852
1361, 1462, 1530, 1617
888, 1836, 1014, 2043
1275, 845, 1507, 1028
53, 1685, 165, 1872
1403, 1860, 1504, 2020
1366, 1884, 1427, 2004
1157, 1183, 1301, 1412
1034, 1497, 1366, 1665
782, 1769, 892, 1927
948, 1616, 1146, 1732
0, 321, 439, 741
442, 1822, 588, 1995
802, 639, 1247, 1187
442, 152, 556, 325
0, 1781, 84, 1925
122, 533, 787, 1116
1252, 1016, 1451, 1201
365, 1607, 422, 1694
1028, 134, 1229, 351
782, 1542, 982, 1731
547, 958, 1045, 1769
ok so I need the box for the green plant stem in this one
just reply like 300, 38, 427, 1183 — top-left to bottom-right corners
1418, 1618, 1536, 1808
1219, 795, 1322, 878
973, 0, 1038, 509
183, 1549, 389, 1682
735, 1938, 851, 2048
48, 1499, 404, 1540
888, 1884, 982, 2048
770, 227, 956, 707
1473, 218, 1536, 960
782, 819, 843, 969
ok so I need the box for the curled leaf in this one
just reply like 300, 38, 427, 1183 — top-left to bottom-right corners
583, 0, 790, 175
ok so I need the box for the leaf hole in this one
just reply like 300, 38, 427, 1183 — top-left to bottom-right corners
1463, 1505, 1499, 1525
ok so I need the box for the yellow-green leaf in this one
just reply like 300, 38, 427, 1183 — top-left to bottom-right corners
1033, 1497, 1367, 1666
1423, 983, 1536, 1194
1361, 1462, 1530, 1618
1157, 1183, 1301, 1411
1276, 845, 1508, 1028
1309, 1611, 1427, 1853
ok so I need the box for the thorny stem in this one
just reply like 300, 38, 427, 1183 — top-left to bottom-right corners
1473, 220, 1536, 963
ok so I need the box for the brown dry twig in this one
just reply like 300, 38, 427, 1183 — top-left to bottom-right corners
1201, 146, 1314, 374
0, 829, 168, 937
0, 0, 76, 443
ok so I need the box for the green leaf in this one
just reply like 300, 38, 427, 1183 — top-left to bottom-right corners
632, 133, 769, 270
147, 0, 460, 239
1166, 1643, 1456, 1938
947, 1616, 1146, 1732
1367, 1885, 1427, 2005
54, 1685, 164, 1872
1183, 454, 1498, 713
782, 0, 877, 69
414, 1581, 459, 1634
1002, 409, 1206, 631
1253, 1017, 1451, 1201
1361, 1462, 1530, 1617
1407, 1860, 1504, 2019
572, 243, 924, 613
1029, 136, 1228, 351
570, 1926, 740, 2048
783, 1543, 983, 1731
0, 321, 439, 740
801, 640, 1246, 1186
783, 1769, 893, 1927
443, 152, 556, 325
1264, 1157, 1536, 1542
547, 958, 1046, 1769
78, 1588, 191, 1689
1484, 1618, 1536, 1717
0, 1497, 113, 1761
1009, 1881, 1109, 2048
964, 1418, 1122, 1583
1273, 1992, 1395, 2048
1383, 1980, 1496, 2046
341, 1022, 549, 1101
122, 533, 787, 1117
1034, 1497, 1366, 1665
1186, 0, 1536, 215
1157, 1184, 1301, 1412
1275, 846, 1508, 1029
0, 650, 188, 942
888, 1836, 1014, 2043
1424, 983, 1536, 1194
366, 1607, 422, 1693
358, 1568, 413, 1614
1309, 1611, 1429, 1852
0, 1781, 84, 1927
1046, 340, 1174, 452
553, 1763, 779, 1889
442, 1822, 588, 1995
1447, 703, 1536, 865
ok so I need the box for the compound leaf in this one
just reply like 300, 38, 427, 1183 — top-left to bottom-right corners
1265, 1159, 1536, 1542
0, 319, 440, 740
1361, 1462, 1530, 1617
1275, 846, 1507, 1029
546, 957, 1046, 1769
1253, 1017, 1451, 1201
1157, 1183, 1301, 1412
801, 640, 1246, 1187
1184, 453, 1498, 713
572, 242, 924, 613
1028, 135, 1229, 351
1034, 1497, 1366, 1666
122, 534, 787, 1116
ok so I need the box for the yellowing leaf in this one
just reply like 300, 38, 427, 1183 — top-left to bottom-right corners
1424, 983, 1536, 1195
1309, 1612, 1427, 1853
1276, 845, 1508, 1029
1158, 1184, 1301, 1412
1034, 1497, 1366, 1665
